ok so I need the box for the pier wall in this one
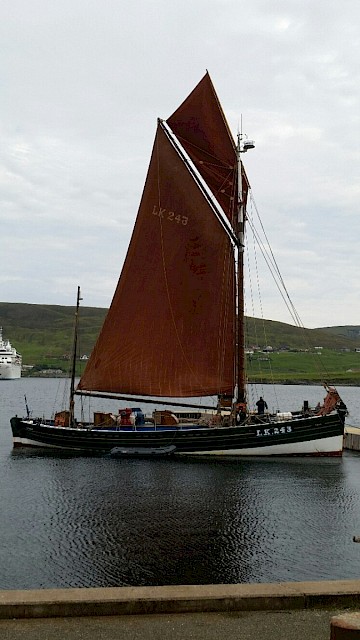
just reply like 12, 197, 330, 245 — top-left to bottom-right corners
344, 426, 360, 451
2, 581, 360, 619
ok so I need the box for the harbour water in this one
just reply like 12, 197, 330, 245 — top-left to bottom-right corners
0, 379, 360, 590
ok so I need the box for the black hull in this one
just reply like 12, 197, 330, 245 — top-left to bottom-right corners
10, 413, 344, 457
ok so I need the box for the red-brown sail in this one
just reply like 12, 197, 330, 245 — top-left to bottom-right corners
167, 72, 249, 225
78, 122, 235, 398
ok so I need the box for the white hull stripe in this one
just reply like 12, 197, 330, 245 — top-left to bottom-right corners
13, 437, 79, 450
13, 434, 343, 456
178, 434, 343, 456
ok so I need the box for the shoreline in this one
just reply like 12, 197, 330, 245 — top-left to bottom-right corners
1, 580, 360, 619
18, 374, 360, 387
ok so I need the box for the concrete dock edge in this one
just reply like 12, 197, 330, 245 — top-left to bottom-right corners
344, 426, 360, 451
1, 581, 360, 619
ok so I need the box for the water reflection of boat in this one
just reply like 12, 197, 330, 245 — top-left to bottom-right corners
10, 73, 347, 455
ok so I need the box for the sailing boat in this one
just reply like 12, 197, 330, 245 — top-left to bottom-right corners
11, 73, 347, 456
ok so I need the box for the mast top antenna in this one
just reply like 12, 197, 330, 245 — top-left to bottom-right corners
237, 114, 255, 153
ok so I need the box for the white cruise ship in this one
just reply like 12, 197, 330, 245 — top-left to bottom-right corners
0, 328, 22, 379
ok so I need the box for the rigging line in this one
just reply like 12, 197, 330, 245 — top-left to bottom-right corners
246, 210, 312, 349
167, 133, 237, 199
246, 216, 322, 373
247, 209, 327, 372
244, 226, 259, 344
244, 233, 263, 409
244, 259, 262, 404
246, 217, 279, 409
308, 351, 333, 380
160, 120, 239, 248
246, 216, 300, 325
79, 393, 85, 423
53, 379, 68, 419
247, 223, 300, 328
245, 207, 300, 325
246, 206, 331, 382
249, 191, 294, 289
169, 134, 234, 173
244, 234, 268, 407
249, 192, 305, 328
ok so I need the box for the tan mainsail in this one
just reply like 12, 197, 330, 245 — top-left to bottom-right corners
78, 122, 236, 398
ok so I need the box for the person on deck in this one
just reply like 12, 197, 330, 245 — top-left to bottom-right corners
256, 397, 268, 415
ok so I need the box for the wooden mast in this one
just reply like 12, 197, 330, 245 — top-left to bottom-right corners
236, 133, 246, 405
69, 286, 81, 427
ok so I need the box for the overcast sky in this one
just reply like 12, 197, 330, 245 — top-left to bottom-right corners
0, 0, 359, 328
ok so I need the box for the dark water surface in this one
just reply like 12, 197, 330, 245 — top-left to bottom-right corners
1, 379, 360, 589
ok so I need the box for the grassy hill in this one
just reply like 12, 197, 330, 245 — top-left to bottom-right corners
1, 302, 359, 382
0, 302, 106, 372
245, 317, 360, 351
315, 325, 360, 342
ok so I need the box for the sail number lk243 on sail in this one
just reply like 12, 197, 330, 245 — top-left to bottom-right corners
152, 205, 188, 225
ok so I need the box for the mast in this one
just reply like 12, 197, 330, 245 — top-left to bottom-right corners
236, 133, 246, 404
236, 124, 255, 405
69, 286, 81, 427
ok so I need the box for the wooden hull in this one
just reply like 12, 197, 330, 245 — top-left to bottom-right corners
10, 412, 344, 457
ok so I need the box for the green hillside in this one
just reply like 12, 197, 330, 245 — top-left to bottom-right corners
1, 302, 359, 382
247, 349, 360, 385
316, 325, 360, 341
245, 317, 360, 351
0, 302, 106, 373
